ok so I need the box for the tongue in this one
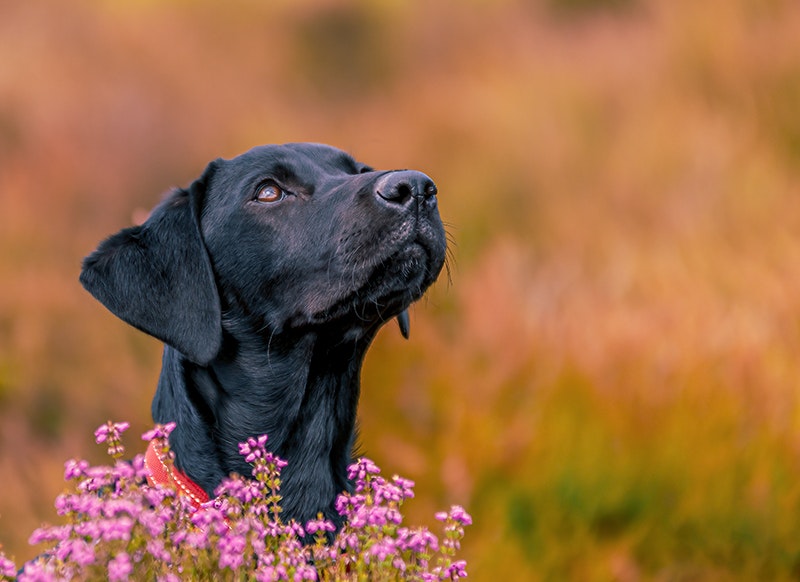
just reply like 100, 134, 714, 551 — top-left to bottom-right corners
396, 310, 410, 339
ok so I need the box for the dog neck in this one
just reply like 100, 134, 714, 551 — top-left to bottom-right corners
151, 324, 377, 525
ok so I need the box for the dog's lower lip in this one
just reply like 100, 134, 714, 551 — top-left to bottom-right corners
304, 243, 433, 328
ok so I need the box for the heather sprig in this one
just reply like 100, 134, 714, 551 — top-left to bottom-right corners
94, 420, 130, 459
0, 421, 471, 581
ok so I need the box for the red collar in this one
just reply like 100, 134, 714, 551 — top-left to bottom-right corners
144, 438, 209, 509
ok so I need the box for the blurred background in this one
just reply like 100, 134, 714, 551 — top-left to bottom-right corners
3, 0, 800, 579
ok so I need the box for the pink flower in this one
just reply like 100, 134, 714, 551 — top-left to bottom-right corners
146, 539, 171, 562
446, 560, 468, 579
0, 553, 17, 577
391, 475, 415, 499
216, 475, 259, 504
294, 563, 317, 580
94, 421, 129, 444
18, 560, 57, 580
368, 538, 397, 562
55, 539, 96, 568
238, 434, 268, 462
64, 458, 89, 480
397, 527, 439, 553
347, 457, 381, 485
108, 552, 132, 581
130, 454, 149, 480
141, 422, 176, 442
99, 517, 134, 542
305, 517, 336, 534
28, 524, 70, 546
448, 505, 473, 526
12, 420, 472, 579
256, 564, 288, 581
218, 534, 246, 570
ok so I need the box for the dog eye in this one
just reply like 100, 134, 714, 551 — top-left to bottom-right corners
256, 184, 285, 203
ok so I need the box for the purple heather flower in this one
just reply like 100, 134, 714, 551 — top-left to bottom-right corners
337, 531, 360, 552
368, 538, 397, 562
191, 506, 228, 536
277, 536, 308, 568
391, 475, 415, 498
446, 560, 468, 579
218, 534, 246, 570
55, 539, 96, 568
373, 478, 406, 504
102, 498, 141, 520
78, 465, 119, 493
435, 505, 473, 527
55, 492, 103, 518
185, 531, 210, 551
392, 556, 406, 572
64, 458, 89, 480
0, 554, 17, 577
146, 539, 171, 562
397, 527, 439, 553
18, 560, 57, 581
256, 564, 288, 581
94, 421, 129, 444
347, 457, 381, 486
130, 454, 149, 480
138, 511, 167, 538
334, 492, 366, 518
112, 460, 136, 482
99, 517, 134, 542
448, 505, 473, 526
305, 517, 336, 534
13, 421, 471, 580
293, 564, 317, 580
142, 484, 176, 508
28, 524, 70, 546
170, 529, 188, 546
262, 452, 288, 471
73, 520, 101, 540
284, 520, 305, 539
238, 434, 268, 462
141, 422, 177, 442
108, 552, 132, 582
264, 519, 284, 538
216, 475, 260, 505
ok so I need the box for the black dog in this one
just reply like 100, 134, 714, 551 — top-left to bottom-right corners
80, 143, 446, 526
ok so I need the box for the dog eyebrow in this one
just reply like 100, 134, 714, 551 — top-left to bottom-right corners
270, 164, 295, 183
335, 155, 364, 175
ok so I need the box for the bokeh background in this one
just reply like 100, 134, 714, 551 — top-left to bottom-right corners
3, 0, 800, 579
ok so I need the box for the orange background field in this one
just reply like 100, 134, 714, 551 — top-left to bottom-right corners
3, 0, 800, 579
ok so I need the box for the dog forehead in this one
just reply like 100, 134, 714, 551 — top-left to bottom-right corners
227, 143, 360, 173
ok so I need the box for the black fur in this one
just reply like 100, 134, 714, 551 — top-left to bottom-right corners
80, 143, 446, 526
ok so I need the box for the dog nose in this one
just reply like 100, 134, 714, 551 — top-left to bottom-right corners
375, 171, 437, 206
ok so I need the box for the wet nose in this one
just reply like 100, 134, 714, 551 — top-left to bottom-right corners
375, 171, 437, 206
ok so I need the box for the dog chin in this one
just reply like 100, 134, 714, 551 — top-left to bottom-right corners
301, 245, 436, 333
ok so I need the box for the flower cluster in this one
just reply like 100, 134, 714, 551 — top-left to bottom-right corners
0, 422, 470, 581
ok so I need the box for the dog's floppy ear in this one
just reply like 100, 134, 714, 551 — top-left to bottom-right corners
80, 162, 222, 366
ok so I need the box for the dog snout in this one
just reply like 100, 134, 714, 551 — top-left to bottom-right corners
375, 171, 437, 207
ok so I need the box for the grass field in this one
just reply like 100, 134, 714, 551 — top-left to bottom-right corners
3, 0, 800, 579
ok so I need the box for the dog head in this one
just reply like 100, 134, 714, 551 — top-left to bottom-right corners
80, 143, 447, 364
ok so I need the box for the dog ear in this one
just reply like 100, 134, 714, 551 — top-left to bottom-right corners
80, 162, 222, 366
